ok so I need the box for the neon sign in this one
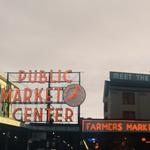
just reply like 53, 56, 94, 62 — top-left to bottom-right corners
1, 70, 86, 124
82, 120, 150, 132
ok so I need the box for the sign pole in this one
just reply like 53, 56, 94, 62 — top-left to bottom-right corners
6, 72, 10, 117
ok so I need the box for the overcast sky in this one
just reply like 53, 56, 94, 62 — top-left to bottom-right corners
1, 0, 150, 118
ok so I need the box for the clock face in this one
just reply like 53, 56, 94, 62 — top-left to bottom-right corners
63, 84, 86, 107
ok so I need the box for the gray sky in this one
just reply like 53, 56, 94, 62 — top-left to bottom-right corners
1, 0, 150, 118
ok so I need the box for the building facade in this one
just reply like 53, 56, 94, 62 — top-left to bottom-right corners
0, 74, 17, 118
103, 72, 150, 120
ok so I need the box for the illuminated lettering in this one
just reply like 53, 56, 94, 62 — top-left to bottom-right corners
34, 108, 43, 122
18, 70, 26, 83
82, 121, 150, 132
85, 123, 91, 131
1, 88, 12, 102
24, 108, 32, 122
55, 87, 63, 102
50, 70, 56, 83
46, 108, 54, 122
29, 70, 37, 83
7, 69, 80, 124
63, 70, 72, 83
65, 108, 73, 122
55, 108, 63, 122
23, 88, 32, 102
39, 70, 47, 83
45, 88, 53, 102
118, 123, 123, 131
12, 108, 22, 120
35, 88, 43, 103
13, 88, 21, 102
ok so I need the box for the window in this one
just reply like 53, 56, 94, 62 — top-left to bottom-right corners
122, 92, 135, 105
104, 102, 108, 112
123, 111, 135, 119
